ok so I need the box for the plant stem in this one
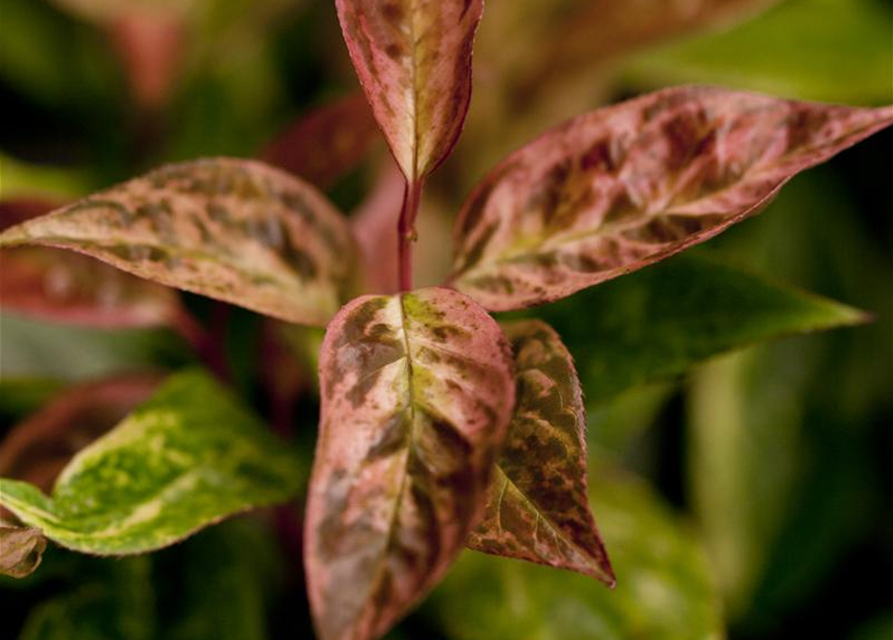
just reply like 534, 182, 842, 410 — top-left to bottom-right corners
397, 179, 423, 292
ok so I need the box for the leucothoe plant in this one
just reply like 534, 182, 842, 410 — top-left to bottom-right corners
0, 2, 891, 640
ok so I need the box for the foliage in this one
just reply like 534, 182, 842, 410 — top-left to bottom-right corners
1, 1, 890, 639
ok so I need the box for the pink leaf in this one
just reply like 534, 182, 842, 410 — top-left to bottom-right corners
451, 86, 893, 311
0, 159, 362, 326
0, 200, 181, 329
467, 320, 614, 585
305, 287, 515, 640
334, 0, 484, 183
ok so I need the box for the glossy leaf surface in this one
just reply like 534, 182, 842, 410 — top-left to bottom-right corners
520, 253, 868, 405
0, 525, 46, 578
306, 287, 515, 640
451, 86, 893, 310
0, 158, 360, 326
0, 370, 304, 555
429, 458, 724, 640
468, 320, 613, 584
334, 0, 483, 181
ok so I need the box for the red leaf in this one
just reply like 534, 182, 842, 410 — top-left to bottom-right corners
451, 87, 893, 311
261, 93, 382, 189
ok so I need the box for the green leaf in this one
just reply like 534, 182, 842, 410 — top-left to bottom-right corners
428, 456, 724, 640
0, 370, 304, 555
0, 314, 183, 382
515, 253, 867, 405
623, 0, 893, 105
157, 519, 281, 640
0, 158, 361, 326
306, 287, 516, 640
0, 525, 47, 578
468, 320, 614, 584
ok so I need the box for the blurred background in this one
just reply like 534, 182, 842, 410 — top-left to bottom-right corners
1, 0, 891, 639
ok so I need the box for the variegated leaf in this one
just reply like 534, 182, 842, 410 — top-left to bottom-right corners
0, 525, 47, 578
467, 320, 614, 584
305, 287, 515, 640
0, 158, 361, 326
451, 86, 893, 311
0, 375, 162, 494
334, 0, 483, 182
0, 370, 305, 555
262, 93, 382, 189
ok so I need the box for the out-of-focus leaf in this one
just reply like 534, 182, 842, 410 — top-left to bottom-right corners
0, 370, 304, 555
2, 199, 182, 330
468, 320, 614, 584
0, 154, 91, 201
1, 246, 183, 329
0, 379, 64, 420
850, 613, 893, 640
0, 375, 162, 494
451, 86, 893, 310
334, 0, 483, 183
519, 0, 779, 94
517, 253, 867, 405
684, 167, 892, 626
0, 314, 182, 381
428, 456, 724, 640
624, 0, 893, 105
13, 518, 281, 640
0, 525, 46, 578
18, 556, 154, 640
262, 93, 381, 189
687, 349, 800, 618
106, 11, 185, 111
158, 519, 281, 640
306, 288, 515, 640
0, 159, 361, 326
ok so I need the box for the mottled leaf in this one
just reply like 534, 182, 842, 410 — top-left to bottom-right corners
0, 158, 360, 325
0, 525, 47, 578
1, 198, 181, 328
305, 287, 515, 640
519, 252, 868, 405
467, 320, 614, 584
451, 86, 893, 310
0, 370, 304, 555
334, 0, 483, 182
262, 93, 382, 189
0, 375, 162, 494
428, 457, 724, 640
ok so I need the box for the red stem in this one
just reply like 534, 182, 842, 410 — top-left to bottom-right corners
397, 179, 423, 292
